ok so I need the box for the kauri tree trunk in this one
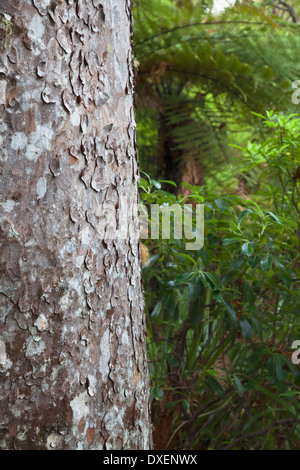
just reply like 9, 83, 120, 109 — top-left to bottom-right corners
0, 0, 152, 450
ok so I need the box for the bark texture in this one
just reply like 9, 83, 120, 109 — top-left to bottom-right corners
0, 0, 152, 450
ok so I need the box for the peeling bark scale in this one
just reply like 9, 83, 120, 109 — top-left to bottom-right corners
0, 0, 152, 450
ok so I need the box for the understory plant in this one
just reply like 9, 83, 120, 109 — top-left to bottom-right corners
140, 112, 300, 450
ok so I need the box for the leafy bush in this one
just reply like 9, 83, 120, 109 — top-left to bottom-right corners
140, 113, 300, 450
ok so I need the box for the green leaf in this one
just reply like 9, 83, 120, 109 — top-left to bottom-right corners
158, 180, 177, 187
202, 272, 219, 290
207, 368, 218, 377
278, 272, 292, 288
248, 255, 261, 268
243, 279, 254, 305
173, 252, 198, 266
164, 400, 181, 409
223, 237, 242, 246
245, 200, 264, 218
190, 296, 204, 326
174, 272, 194, 285
248, 378, 296, 416
222, 299, 238, 323
182, 400, 190, 411
240, 316, 253, 339
152, 387, 164, 400
205, 376, 224, 398
274, 355, 286, 382
161, 294, 178, 318
261, 65, 274, 80
238, 209, 253, 225
151, 300, 163, 318
188, 278, 204, 300
273, 256, 285, 271
233, 375, 245, 397
152, 179, 161, 189
261, 253, 273, 273
251, 112, 267, 120
232, 259, 246, 270
267, 213, 297, 230
241, 242, 253, 257
266, 211, 284, 225
281, 357, 300, 384
183, 194, 205, 203
214, 198, 227, 212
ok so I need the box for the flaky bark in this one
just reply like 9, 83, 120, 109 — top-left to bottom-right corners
0, 0, 152, 450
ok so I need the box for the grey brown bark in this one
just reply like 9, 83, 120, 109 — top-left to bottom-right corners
0, 0, 152, 450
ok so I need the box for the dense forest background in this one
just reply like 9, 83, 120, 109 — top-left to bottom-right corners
133, 0, 300, 450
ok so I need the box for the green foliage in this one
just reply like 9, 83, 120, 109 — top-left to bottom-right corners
134, 0, 300, 184
140, 113, 300, 450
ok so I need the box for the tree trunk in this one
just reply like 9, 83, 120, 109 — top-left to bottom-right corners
157, 113, 202, 196
0, 0, 152, 450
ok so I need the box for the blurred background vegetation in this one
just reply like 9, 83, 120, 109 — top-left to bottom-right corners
133, 0, 300, 450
